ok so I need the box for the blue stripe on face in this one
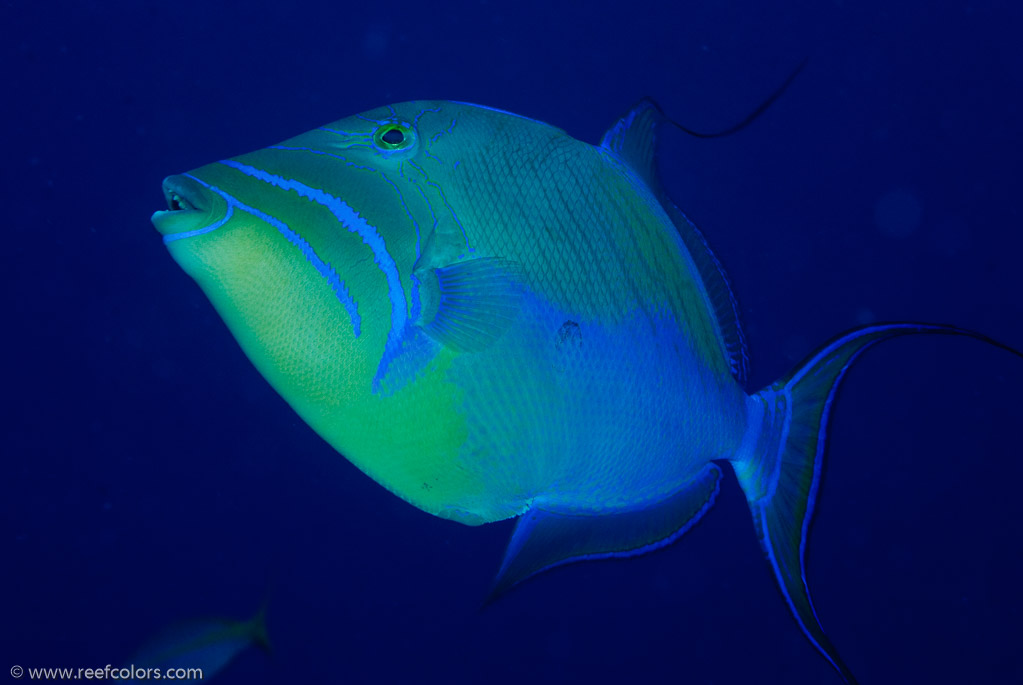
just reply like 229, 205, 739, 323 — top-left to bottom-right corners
180, 174, 362, 337
217, 160, 408, 351
375, 170, 422, 323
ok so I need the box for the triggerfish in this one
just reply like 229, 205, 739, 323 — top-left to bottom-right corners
129, 604, 269, 681
151, 99, 1020, 683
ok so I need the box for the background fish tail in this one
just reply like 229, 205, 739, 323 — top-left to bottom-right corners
731, 323, 1021, 685
248, 601, 272, 655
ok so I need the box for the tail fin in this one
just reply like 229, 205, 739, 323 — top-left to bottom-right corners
732, 323, 1021, 685
248, 600, 272, 656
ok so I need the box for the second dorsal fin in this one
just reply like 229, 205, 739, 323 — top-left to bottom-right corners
600, 100, 750, 385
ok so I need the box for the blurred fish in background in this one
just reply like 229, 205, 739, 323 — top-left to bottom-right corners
128, 604, 270, 682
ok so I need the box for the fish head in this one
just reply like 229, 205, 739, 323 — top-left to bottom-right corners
151, 101, 538, 519
151, 103, 475, 404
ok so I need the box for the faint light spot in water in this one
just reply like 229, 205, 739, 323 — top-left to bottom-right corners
363, 28, 388, 59
875, 189, 922, 239
856, 307, 876, 325
932, 217, 971, 257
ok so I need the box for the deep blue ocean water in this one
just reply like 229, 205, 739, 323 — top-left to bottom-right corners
5, 1, 1022, 683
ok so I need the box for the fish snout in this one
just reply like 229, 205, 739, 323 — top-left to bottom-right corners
151, 174, 221, 240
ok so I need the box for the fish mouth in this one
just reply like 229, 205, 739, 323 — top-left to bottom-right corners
151, 175, 218, 239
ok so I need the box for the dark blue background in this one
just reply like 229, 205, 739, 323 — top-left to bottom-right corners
5, 1, 1022, 683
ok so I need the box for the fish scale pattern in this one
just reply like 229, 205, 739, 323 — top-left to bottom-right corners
168, 100, 749, 523
429, 112, 744, 514
458, 121, 628, 318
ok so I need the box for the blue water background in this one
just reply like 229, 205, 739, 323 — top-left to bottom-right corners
4, 1, 1022, 683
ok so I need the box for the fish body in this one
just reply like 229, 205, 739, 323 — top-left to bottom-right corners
153, 99, 1020, 684
157, 102, 744, 525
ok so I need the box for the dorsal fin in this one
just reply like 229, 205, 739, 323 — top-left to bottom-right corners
600, 99, 750, 385
599, 100, 662, 189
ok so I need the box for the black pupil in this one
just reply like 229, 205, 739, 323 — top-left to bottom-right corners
381, 128, 405, 146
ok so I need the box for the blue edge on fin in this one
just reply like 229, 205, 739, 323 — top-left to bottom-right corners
491, 322, 1022, 685
599, 98, 750, 386
739, 322, 1023, 685
489, 463, 722, 601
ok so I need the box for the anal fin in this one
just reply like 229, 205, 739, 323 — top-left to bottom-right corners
489, 463, 722, 600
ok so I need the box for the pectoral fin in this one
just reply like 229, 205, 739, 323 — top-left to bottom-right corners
414, 257, 524, 352
489, 463, 722, 600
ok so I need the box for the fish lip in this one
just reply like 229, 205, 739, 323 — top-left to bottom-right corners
161, 174, 208, 213
151, 175, 214, 237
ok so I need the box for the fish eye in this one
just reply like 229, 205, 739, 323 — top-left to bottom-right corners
374, 124, 413, 151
